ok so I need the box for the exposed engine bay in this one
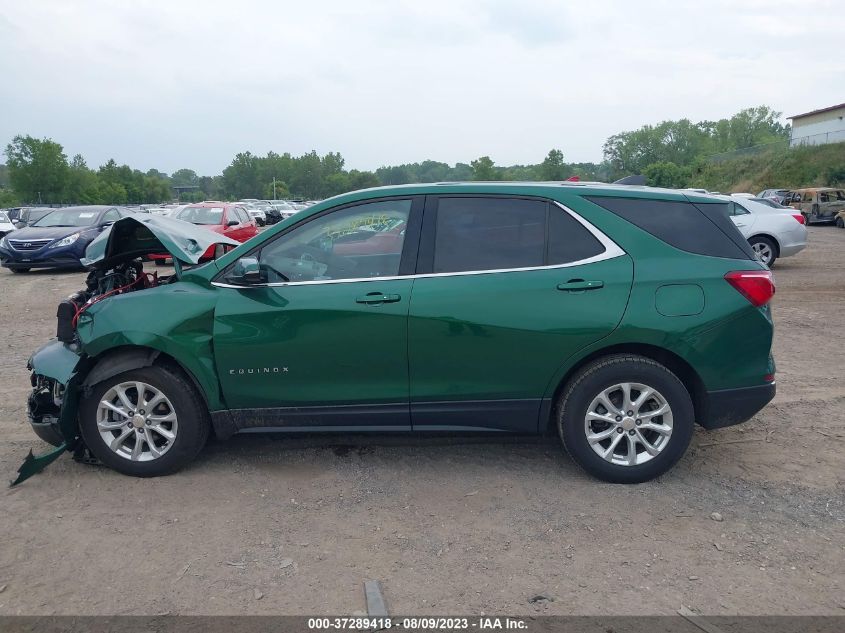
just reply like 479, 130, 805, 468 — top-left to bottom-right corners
55, 259, 170, 344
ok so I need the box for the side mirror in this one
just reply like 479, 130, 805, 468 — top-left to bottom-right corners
227, 219, 239, 226
228, 256, 266, 285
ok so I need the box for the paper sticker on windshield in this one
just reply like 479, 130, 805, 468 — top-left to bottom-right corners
79, 212, 96, 218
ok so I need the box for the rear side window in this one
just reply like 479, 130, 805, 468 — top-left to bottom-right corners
433, 198, 546, 273
585, 196, 754, 260
547, 206, 605, 264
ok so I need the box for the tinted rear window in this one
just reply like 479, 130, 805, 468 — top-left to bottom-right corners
433, 198, 546, 273
584, 196, 754, 260
547, 206, 605, 264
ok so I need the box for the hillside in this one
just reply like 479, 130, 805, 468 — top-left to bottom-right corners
692, 141, 845, 193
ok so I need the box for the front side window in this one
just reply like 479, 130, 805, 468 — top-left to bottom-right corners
257, 199, 411, 282
433, 198, 546, 273
102, 208, 121, 223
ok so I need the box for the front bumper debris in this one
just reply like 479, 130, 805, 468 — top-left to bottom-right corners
12, 339, 85, 486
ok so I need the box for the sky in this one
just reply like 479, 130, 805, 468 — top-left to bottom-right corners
0, 0, 841, 176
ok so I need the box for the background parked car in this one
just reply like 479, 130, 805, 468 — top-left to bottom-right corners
0, 205, 133, 273
150, 202, 257, 265
723, 196, 807, 267
788, 187, 845, 224
14, 207, 55, 228
246, 208, 267, 226
757, 189, 793, 205
0, 210, 16, 237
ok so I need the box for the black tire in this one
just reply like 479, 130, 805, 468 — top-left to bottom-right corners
79, 365, 210, 477
748, 235, 778, 267
154, 259, 168, 267
836, 217, 844, 229
557, 354, 694, 484
11, 267, 30, 273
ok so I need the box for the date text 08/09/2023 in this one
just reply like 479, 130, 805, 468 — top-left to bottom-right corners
307, 617, 529, 630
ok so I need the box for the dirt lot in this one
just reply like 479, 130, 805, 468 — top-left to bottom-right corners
0, 227, 843, 616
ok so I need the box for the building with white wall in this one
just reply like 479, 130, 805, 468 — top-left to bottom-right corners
788, 103, 845, 147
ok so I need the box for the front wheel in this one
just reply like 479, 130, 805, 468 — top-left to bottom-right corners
557, 355, 694, 483
749, 236, 778, 267
79, 365, 210, 477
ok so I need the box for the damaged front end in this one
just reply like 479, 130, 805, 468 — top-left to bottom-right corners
13, 215, 239, 486
17, 340, 87, 485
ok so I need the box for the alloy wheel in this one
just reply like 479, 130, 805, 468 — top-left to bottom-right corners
752, 241, 774, 266
96, 381, 178, 461
584, 382, 673, 466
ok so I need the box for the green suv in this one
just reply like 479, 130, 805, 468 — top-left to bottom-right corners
22, 183, 776, 484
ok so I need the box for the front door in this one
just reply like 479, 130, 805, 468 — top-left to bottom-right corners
213, 197, 422, 430
408, 196, 633, 432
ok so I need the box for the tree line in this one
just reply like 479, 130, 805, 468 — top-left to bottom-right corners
0, 105, 792, 206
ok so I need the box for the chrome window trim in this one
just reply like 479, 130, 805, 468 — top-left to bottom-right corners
212, 200, 626, 289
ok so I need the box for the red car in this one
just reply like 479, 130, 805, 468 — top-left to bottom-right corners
151, 203, 258, 265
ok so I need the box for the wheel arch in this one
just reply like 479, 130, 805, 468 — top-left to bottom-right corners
543, 343, 707, 433
81, 345, 210, 411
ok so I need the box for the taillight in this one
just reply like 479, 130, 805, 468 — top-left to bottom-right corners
792, 214, 805, 225
725, 270, 775, 307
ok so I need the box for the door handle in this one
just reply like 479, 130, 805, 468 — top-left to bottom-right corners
356, 292, 401, 304
557, 279, 604, 292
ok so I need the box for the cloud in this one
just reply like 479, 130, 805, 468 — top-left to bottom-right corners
0, 0, 840, 174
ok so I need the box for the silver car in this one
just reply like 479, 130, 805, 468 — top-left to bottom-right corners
724, 196, 807, 267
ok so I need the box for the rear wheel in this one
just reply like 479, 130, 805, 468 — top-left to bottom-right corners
11, 267, 30, 273
557, 354, 694, 483
749, 236, 778, 267
79, 365, 210, 477
836, 217, 844, 229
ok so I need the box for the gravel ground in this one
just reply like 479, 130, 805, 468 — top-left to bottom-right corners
0, 226, 843, 616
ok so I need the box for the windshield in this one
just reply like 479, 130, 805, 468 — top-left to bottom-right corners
176, 206, 224, 225
33, 209, 100, 227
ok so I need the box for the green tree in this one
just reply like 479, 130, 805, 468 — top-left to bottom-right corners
4, 135, 69, 203
290, 150, 323, 198
0, 188, 19, 207
64, 154, 101, 203
540, 149, 568, 180
348, 170, 380, 191
643, 161, 690, 188
170, 168, 199, 187
221, 152, 261, 199
470, 156, 496, 180
262, 179, 290, 199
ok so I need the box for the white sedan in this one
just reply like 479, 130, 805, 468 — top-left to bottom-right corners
724, 196, 807, 267
0, 210, 16, 237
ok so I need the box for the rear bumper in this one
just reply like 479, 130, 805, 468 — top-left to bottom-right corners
698, 382, 776, 429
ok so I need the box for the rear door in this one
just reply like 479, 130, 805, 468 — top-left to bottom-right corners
729, 201, 756, 237
408, 196, 633, 432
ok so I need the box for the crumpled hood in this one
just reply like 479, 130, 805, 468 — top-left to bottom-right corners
82, 214, 240, 269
